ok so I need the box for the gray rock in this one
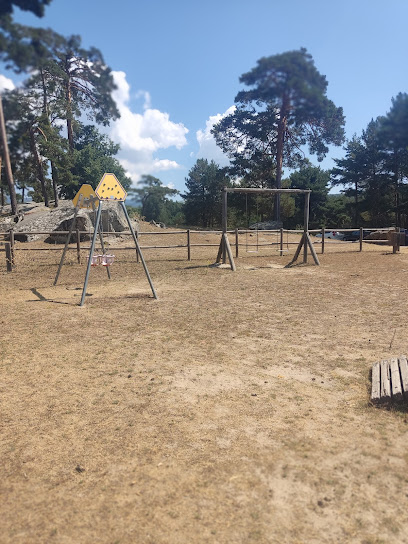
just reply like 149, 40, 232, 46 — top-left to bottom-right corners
8, 200, 136, 243
249, 220, 283, 230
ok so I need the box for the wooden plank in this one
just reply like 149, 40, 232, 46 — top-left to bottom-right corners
5, 242, 12, 272
223, 233, 236, 272
187, 229, 191, 261
398, 356, 408, 400
380, 359, 391, 402
306, 233, 321, 265
390, 357, 403, 401
371, 362, 381, 404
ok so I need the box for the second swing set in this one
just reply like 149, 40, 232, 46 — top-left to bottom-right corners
217, 186, 320, 270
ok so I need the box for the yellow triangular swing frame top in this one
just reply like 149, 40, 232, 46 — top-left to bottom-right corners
72, 184, 99, 209
95, 173, 127, 202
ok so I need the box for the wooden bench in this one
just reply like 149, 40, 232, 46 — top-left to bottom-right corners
371, 356, 408, 404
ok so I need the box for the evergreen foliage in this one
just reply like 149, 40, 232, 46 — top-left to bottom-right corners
212, 49, 345, 221
128, 175, 180, 224
182, 159, 230, 228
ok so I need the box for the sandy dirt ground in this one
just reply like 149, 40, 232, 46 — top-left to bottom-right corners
1, 229, 408, 544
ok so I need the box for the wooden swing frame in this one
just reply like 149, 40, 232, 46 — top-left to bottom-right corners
216, 186, 320, 270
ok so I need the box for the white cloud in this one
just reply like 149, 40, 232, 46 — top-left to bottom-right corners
110, 71, 188, 185
119, 155, 181, 184
135, 90, 151, 110
0, 75, 15, 92
196, 106, 235, 166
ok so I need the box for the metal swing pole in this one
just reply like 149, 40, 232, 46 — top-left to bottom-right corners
121, 201, 158, 300
54, 194, 83, 286
80, 201, 103, 306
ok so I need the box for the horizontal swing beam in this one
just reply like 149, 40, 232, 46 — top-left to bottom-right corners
224, 187, 311, 195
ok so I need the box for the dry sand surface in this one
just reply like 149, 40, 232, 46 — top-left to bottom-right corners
1, 228, 408, 544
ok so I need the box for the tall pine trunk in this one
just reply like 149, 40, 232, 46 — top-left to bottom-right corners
274, 95, 289, 223
29, 127, 49, 207
41, 68, 59, 207
0, 95, 18, 214
50, 160, 59, 207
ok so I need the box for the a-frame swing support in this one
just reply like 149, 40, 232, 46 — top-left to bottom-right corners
79, 200, 157, 306
54, 195, 157, 305
216, 187, 320, 270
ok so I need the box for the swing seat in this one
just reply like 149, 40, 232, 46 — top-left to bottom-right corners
101, 254, 115, 266
86, 254, 103, 266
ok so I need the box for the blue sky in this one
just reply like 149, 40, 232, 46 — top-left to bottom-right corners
1, 0, 408, 195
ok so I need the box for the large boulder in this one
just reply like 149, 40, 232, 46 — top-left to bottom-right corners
45, 201, 130, 243
249, 220, 283, 230
9, 200, 135, 243
365, 230, 391, 241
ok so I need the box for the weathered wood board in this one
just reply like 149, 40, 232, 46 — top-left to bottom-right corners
371, 356, 408, 404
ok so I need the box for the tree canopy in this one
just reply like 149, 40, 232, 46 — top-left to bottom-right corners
0, 0, 52, 17
182, 159, 230, 228
128, 175, 179, 224
213, 48, 345, 221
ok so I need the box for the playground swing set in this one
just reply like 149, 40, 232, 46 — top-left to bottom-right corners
243, 192, 290, 255
53, 173, 158, 306
216, 186, 320, 270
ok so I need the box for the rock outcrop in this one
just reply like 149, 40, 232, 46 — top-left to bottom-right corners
2, 200, 136, 243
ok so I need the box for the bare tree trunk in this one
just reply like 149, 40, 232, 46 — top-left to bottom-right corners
0, 155, 3, 206
0, 95, 18, 214
29, 127, 49, 207
274, 96, 289, 223
274, 125, 285, 223
66, 76, 74, 150
51, 160, 59, 207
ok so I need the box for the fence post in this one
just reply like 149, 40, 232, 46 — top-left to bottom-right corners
321, 228, 325, 254
397, 227, 401, 253
76, 228, 81, 263
235, 228, 239, 258
9, 228, 15, 266
187, 229, 191, 261
392, 231, 398, 254
280, 228, 283, 256
5, 242, 12, 272
359, 227, 363, 252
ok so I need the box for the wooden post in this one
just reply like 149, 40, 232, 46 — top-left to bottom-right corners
235, 228, 239, 258
76, 228, 81, 263
222, 188, 228, 264
9, 228, 14, 266
359, 227, 363, 252
303, 192, 310, 263
321, 227, 325, 254
223, 233, 236, 271
187, 229, 191, 261
280, 228, 283, 255
5, 242, 12, 272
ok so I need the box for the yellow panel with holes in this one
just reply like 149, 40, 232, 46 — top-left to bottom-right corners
72, 184, 99, 209
95, 173, 127, 202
